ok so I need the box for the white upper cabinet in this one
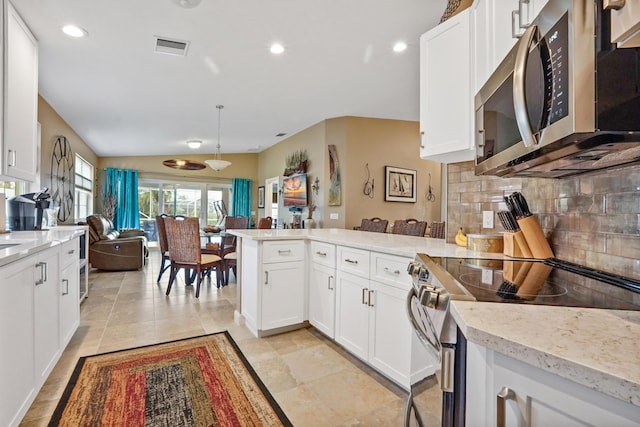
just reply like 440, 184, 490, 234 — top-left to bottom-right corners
419, 9, 474, 163
3, 1, 39, 182
474, 0, 549, 92
610, 0, 640, 48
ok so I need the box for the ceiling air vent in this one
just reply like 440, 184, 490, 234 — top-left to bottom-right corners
154, 36, 190, 56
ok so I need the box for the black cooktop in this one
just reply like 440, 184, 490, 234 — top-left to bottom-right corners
430, 257, 640, 311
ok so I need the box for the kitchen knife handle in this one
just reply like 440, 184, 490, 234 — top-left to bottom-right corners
497, 386, 516, 427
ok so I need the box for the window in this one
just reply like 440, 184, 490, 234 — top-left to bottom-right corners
137, 179, 230, 242
74, 155, 94, 221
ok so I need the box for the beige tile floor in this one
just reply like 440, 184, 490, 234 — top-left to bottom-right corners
20, 248, 442, 426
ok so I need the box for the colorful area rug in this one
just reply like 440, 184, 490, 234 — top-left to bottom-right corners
49, 331, 291, 426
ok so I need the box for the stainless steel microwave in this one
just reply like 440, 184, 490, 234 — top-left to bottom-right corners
475, 0, 640, 178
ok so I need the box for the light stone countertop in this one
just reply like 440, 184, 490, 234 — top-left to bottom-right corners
229, 228, 505, 260
450, 301, 640, 407
234, 227, 640, 408
0, 226, 87, 268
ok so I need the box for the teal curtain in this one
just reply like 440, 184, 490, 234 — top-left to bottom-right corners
231, 178, 252, 225
104, 168, 140, 230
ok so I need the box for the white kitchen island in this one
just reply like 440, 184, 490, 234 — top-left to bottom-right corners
230, 228, 640, 420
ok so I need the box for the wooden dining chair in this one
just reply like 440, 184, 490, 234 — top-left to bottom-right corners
429, 221, 446, 239
220, 215, 250, 285
257, 216, 273, 229
393, 218, 427, 236
164, 216, 223, 297
155, 214, 171, 283
360, 217, 388, 233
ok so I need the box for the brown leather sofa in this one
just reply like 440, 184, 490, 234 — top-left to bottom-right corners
86, 214, 148, 271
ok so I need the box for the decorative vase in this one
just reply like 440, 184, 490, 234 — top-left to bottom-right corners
440, 0, 473, 23
303, 218, 315, 229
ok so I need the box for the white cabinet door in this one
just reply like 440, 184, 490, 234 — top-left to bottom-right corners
610, 0, 640, 48
335, 271, 370, 360
34, 248, 60, 389
420, 9, 474, 163
261, 261, 305, 331
4, 1, 38, 182
0, 257, 35, 427
367, 280, 412, 387
60, 258, 80, 348
467, 342, 640, 426
308, 262, 336, 338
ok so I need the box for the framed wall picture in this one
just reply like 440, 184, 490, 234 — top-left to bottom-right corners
384, 166, 417, 202
258, 186, 265, 208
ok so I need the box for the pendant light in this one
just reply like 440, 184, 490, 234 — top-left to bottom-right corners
205, 105, 232, 171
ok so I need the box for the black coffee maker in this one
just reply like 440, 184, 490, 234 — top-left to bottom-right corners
8, 188, 51, 231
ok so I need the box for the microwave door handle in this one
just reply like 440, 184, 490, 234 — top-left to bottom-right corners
513, 24, 538, 148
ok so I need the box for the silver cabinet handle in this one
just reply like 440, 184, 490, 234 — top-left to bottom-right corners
62, 278, 69, 296
68, 249, 75, 255
278, 249, 291, 254
264, 271, 269, 285
345, 258, 358, 264
497, 386, 516, 427
35, 262, 46, 285
518, 0, 530, 29
368, 289, 374, 307
316, 251, 327, 257
361, 287, 368, 305
7, 149, 16, 167
327, 275, 334, 290
383, 267, 400, 276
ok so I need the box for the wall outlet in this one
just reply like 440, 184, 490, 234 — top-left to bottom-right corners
330, 213, 339, 220
482, 211, 494, 228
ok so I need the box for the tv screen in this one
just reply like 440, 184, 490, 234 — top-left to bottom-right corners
282, 174, 308, 207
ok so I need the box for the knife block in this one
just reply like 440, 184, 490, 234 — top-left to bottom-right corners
517, 215, 554, 259
503, 231, 533, 258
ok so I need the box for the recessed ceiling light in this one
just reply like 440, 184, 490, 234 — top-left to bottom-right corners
270, 43, 285, 54
187, 140, 202, 149
62, 25, 87, 38
393, 42, 407, 52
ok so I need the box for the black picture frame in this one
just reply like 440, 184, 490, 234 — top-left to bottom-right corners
258, 186, 265, 208
384, 166, 416, 202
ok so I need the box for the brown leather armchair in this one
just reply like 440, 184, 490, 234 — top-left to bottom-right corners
86, 214, 148, 271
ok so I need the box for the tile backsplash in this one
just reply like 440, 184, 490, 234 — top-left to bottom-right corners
447, 161, 640, 280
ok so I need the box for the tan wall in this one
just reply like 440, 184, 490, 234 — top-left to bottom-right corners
342, 117, 442, 230
38, 96, 98, 224
257, 121, 326, 227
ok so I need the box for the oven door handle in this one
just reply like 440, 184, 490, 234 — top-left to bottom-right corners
406, 288, 442, 362
513, 24, 539, 148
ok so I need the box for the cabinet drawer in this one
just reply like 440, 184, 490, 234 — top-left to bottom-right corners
263, 240, 305, 263
60, 238, 79, 268
337, 246, 370, 278
370, 252, 412, 289
310, 241, 335, 268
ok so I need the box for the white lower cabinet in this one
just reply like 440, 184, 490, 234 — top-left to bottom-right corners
308, 241, 336, 338
466, 342, 640, 426
0, 257, 36, 427
240, 239, 306, 336
0, 239, 81, 427
334, 248, 431, 389
34, 247, 60, 389
308, 262, 336, 338
60, 238, 80, 348
335, 271, 370, 360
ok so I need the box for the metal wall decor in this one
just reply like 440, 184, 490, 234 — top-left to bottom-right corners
50, 136, 75, 222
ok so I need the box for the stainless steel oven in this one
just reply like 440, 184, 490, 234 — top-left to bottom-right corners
404, 254, 640, 427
